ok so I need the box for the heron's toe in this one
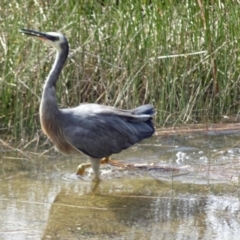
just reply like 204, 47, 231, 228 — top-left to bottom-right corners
100, 157, 109, 164
76, 164, 85, 175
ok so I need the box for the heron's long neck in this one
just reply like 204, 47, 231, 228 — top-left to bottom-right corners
40, 48, 68, 117
45, 50, 68, 89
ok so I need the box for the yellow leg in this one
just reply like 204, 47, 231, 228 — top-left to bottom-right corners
76, 157, 111, 176
76, 156, 127, 176
100, 156, 127, 167
100, 157, 109, 164
101, 157, 159, 169
76, 163, 91, 175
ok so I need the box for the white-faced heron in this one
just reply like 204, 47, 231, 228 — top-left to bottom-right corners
20, 29, 155, 180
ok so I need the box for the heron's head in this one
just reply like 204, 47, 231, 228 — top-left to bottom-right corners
20, 29, 68, 52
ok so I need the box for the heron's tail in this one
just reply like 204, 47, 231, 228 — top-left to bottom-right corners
133, 104, 155, 116
129, 104, 155, 139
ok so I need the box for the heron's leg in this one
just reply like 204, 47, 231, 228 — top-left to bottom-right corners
76, 158, 101, 180
89, 158, 101, 181
76, 157, 126, 177
76, 163, 91, 175
100, 156, 110, 164
100, 156, 127, 167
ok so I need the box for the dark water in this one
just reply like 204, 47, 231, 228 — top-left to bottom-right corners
1, 131, 240, 239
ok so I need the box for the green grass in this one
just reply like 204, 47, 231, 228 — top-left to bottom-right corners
1, 0, 240, 140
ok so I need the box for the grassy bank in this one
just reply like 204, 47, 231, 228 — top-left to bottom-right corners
1, 0, 240, 140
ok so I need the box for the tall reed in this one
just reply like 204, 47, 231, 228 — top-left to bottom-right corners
1, 0, 240, 140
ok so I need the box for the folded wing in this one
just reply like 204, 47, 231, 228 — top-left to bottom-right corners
61, 104, 155, 158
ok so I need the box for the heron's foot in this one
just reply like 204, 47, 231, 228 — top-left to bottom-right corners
100, 157, 109, 164
76, 163, 91, 176
100, 157, 128, 167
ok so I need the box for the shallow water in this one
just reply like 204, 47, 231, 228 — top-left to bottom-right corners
1, 131, 240, 240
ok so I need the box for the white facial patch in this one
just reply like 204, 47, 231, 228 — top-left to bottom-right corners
45, 32, 66, 51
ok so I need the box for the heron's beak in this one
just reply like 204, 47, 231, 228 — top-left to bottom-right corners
20, 29, 58, 42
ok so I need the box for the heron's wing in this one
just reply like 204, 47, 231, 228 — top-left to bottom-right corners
61, 104, 155, 158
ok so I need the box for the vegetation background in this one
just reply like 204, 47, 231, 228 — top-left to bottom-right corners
1, 0, 240, 142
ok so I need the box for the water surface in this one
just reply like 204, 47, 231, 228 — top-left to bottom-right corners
1, 131, 240, 239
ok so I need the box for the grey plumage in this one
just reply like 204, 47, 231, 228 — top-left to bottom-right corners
20, 28, 155, 180
62, 103, 155, 158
